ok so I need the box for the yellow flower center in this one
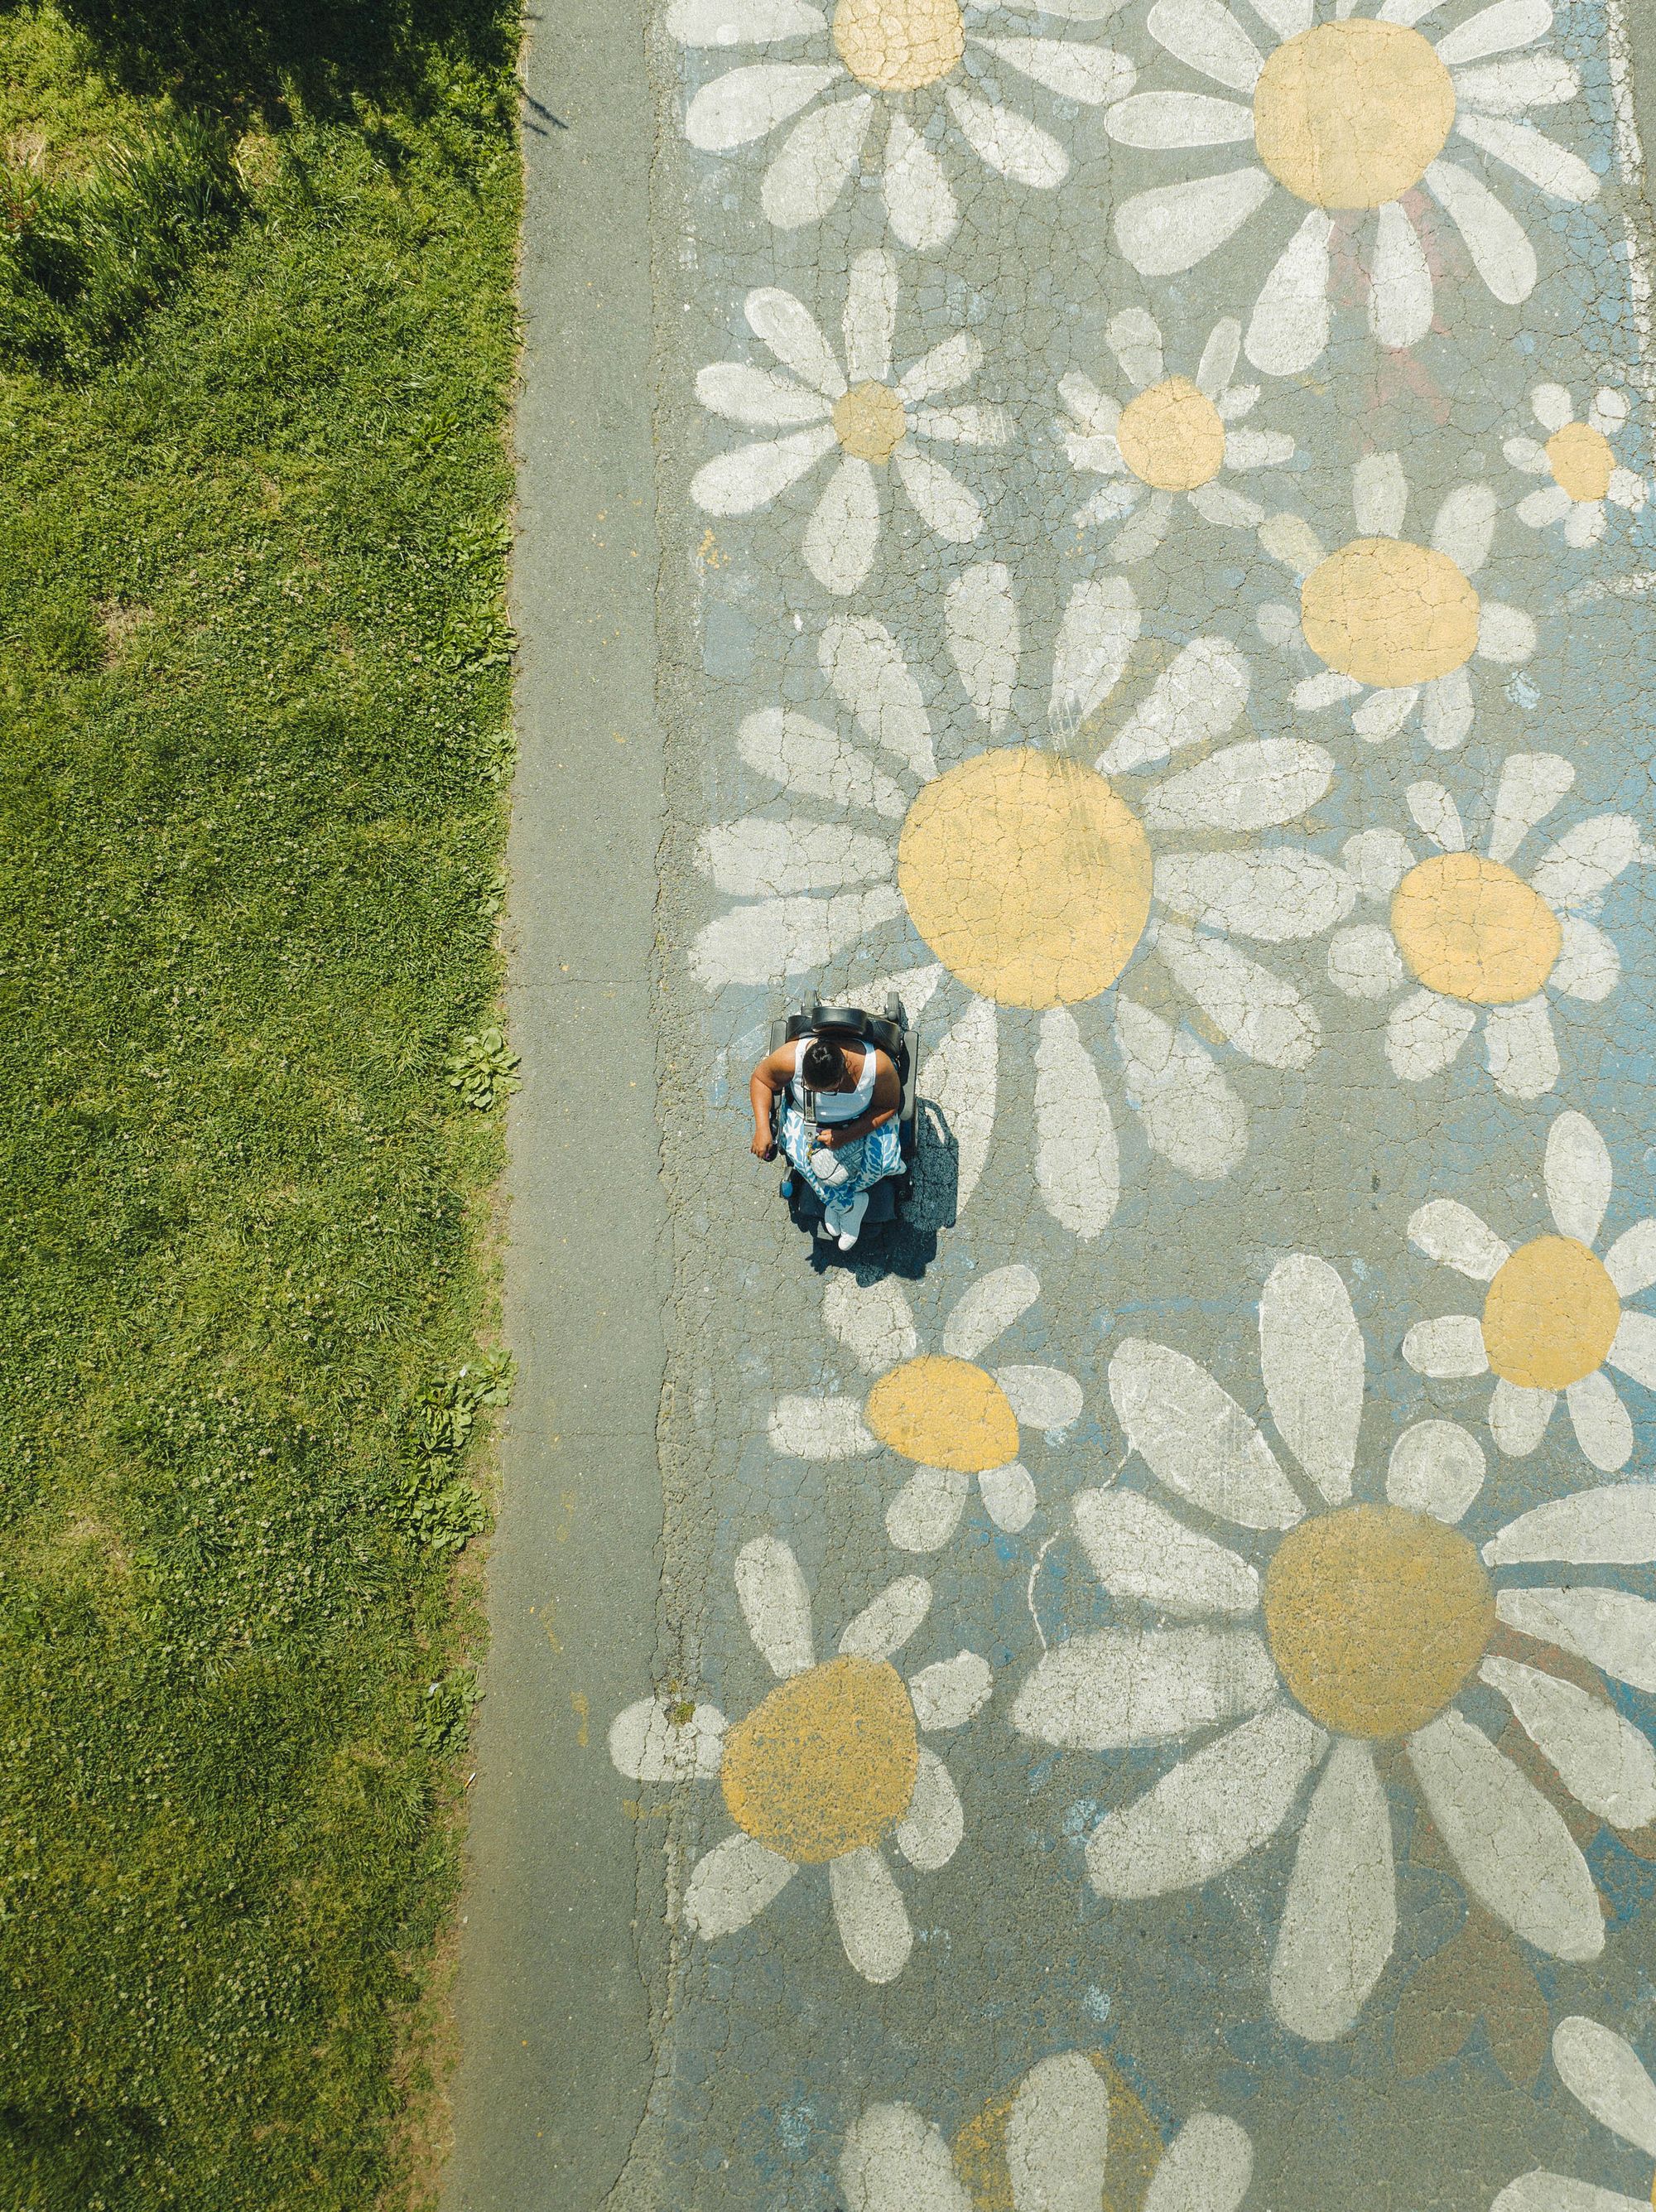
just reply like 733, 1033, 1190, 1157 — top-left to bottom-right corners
864, 1353, 1020, 1473
1254, 21, 1456, 210
1300, 537, 1481, 688
1482, 1235, 1622, 1390
1115, 375, 1227, 492
1389, 853, 1562, 1005
833, 379, 908, 464
1547, 420, 1615, 504
833, 0, 964, 90
720, 1655, 918, 1863
898, 748, 1154, 1010
1264, 1505, 1495, 1739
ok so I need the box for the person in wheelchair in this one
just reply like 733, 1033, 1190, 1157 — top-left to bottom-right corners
749, 1024, 903, 1251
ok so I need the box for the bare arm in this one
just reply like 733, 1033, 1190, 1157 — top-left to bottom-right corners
749, 1043, 794, 1159
816, 1053, 901, 1147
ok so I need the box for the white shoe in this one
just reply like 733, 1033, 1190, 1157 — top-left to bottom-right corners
828, 1190, 869, 1251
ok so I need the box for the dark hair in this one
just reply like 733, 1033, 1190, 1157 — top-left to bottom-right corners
802, 1037, 846, 1088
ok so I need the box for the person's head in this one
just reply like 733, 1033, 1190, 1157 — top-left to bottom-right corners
802, 1036, 847, 1090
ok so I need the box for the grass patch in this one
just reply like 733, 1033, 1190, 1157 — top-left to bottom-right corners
0, 3, 522, 2206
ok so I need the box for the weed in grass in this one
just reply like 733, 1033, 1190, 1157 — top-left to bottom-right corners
445, 1025, 520, 1112
416, 1669, 479, 1760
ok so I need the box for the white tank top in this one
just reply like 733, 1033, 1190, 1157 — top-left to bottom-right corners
792, 1038, 879, 1123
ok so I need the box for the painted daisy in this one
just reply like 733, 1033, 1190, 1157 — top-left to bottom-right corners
1507, 381, 1649, 551
1403, 1108, 1656, 1473
691, 248, 1008, 596
1014, 1253, 1656, 2041
842, 2051, 1254, 2212
670, 0, 1134, 250
1259, 451, 1535, 751
768, 1265, 1084, 1549
1104, 0, 1598, 377
1495, 2017, 1656, 2212
1060, 311, 1296, 564
694, 564, 1353, 1232
1324, 750, 1641, 1099
608, 1536, 992, 1983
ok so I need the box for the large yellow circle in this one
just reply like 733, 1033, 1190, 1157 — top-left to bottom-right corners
1264, 1505, 1494, 1739
1482, 1235, 1622, 1390
1254, 21, 1456, 210
1548, 421, 1616, 504
1115, 375, 1227, 492
1390, 854, 1562, 1005
898, 748, 1153, 1010
833, 0, 964, 90
833, 380, 907, 463
721, 1656, 918, 1864
1301, 537, 1481, 688
864, 1354, 1020, 1474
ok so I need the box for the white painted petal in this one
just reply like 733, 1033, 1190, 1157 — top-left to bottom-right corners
1489, 749, 1577, 862
735, 1535, 816, 1675
1387, 1420, 1486, 1521
1406, 779, 1467, 848
1327, 923, 1405, 999
1485, 1483, 1656, 1566
1565, 500, 1607, 549
1555, 2017, 1656, 2160
898, 330, 980, 406
1035, 1008, 1120, 1238
1248, 0, 1312, 31
761, 90, 874, 225
691, 424, 836, 513
1354, 452, 1409, 538
887, 1466, 971, 1554
804, 459, 880, 595
1085, 1707, 1328, 1897
908, 1651, 994, 1731
1353, 686, 1421, 744
840, 2103, 970, 2212
1456, 110, 1600, 203
1408, 1710, 1602, 1961
697, 362, 832, 429
685, 61, 836, 151
1142, 739, 1332, 835
912, 998, 997, 1227
1454, 54, 1577, 111
1434, 0, 1555, 66
1408, 1198, 1510, 1280
975, 34, 1134, 104
1610, 1310, 1656, 1388
1114, 1000, 1248, 1183
1506, 433, 1551, 475
1051, 576, 1140, 731
894, 1747, 964, 1872
1244, 210, 1333, 378
841, 248, 896, 386
608, 1696, 727, 1782
1433, 482, 1499, 574
1263, 513, 1327, 576
914, 402, 1009, 447
1608, 1223, 1656, 1298
1259, 1254, 1364, 1506
1105, 89, 1255, 147
944, 85, 1067, 187
1073, 1486, 1260, 1617
1007, 2052, 1112, 2212
1567, 1371, 1634, 1472
1517, 482, 1572, 528
1531, 380, 1577, 432
1492, 2180, 1645, 2212
1155, 926, 1319, 1070
980, 1460, 1039, 1532
1153, 850, 1356, 942
1591, 387, 1631, 435
1486, 998, 1559, 1102
883, 112, 956, 251
1490, 1377, 1556, 1456
1422, 664, 1475, 751
1546, 1108, 1612, 1242
944, 1262, 1041, 1361
666, 0, 824, 39
893, 445, 983, 544
738, 707, 907, 819
839, 1575, 932, 1662
830, 1846, 912, 1983
824, 1274, 917, 1374
1105, 306, 1165, 389
1483, 1656, 1656, 1827
1147, 0, 1264, 90
1270, 1739, 1397, 2041
1013, 1626, 1278, 1750
1369, 200, 1434, 348
1344, 826, 1414, 893
1531, 816, 1643, 911
1196, 316, 1243, 396
1114, 168, 1274, 276
1401, 1313, 1490, 1379
1499, 1588, 1656, 1695
1110, 494, 1177, 566
698, 816, 891, 896
821, 616, 936, 781
685, 1832, 797, 1937
996, 1365, 1083, 1432
1222, 429, 1295, 470
769, 1393, 879, 1460
1061, 372, 1121, 440
1188, 482, 1264, 528
1425, 156, 1537, 304
746, 287, 846, 397
691, 886, 906, 989
1108, 1336, 1302, 1529
1096, 637, 1250, 774
1477, 600, 1538, 663
1610, 466, 1647, 511
1143, 2114, 1255, 2212
1387, 988, 1478, 1081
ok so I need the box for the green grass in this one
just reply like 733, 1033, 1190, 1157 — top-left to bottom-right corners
0, 4, 522, 2205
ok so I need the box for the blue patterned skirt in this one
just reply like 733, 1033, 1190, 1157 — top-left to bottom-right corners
779, 1107, 903, 1209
